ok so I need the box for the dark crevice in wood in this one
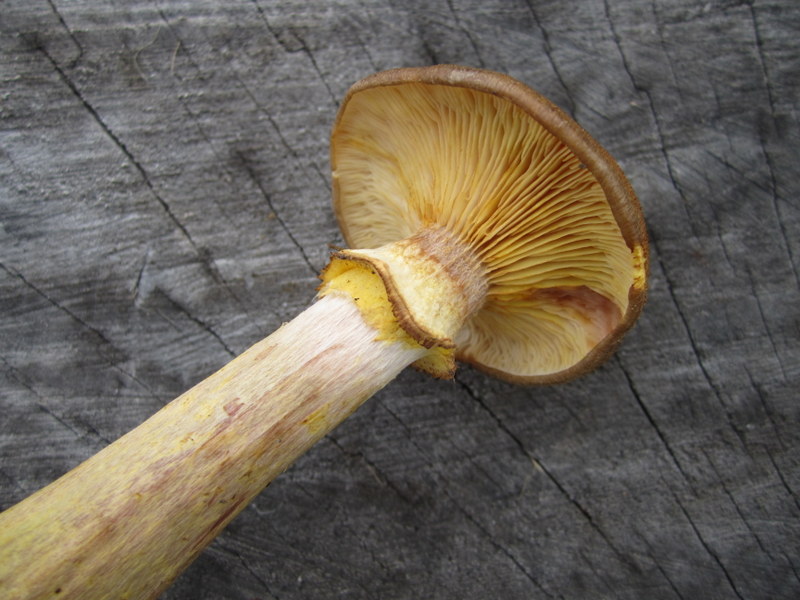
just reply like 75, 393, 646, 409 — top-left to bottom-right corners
236, 154, 319, 276
376, 394, 553, 596
353, 31, 379, 72
763, 447, 800, 515
233, 73, 331, 195
454, 374, 641, 575
37, 38, 246, 311
703, 149, 773, 198
37, 46, 201, 257
0, 262, 153, 398
1, 263, 117, 359
156, 288, 236, 358
635, 530, 688, 600
44, 0, 83, 66
702, 448, 773, 559
420, 37, 440, 65
745, 268, 790, 382
446, 495, 555, 598
648, 242, 746, 446
745, 2, 800, 289
444, 0, 486, 69
326, 434, 413, 504
1, 355, 112, 449
670, 489, 746, 600
287, 28, 339, 108
523, 0, 577, 117
250, 0, 338, 107
0, 466, 31, 503
615, 355, 698, 495
214, 541, 282, 600
603, 0, 700, 241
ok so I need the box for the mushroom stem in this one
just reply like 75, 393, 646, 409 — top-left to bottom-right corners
0, 228, 488, 600
321, 225, 489, 377
0, 293, 426, 600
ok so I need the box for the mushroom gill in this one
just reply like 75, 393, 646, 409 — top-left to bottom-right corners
332, 73, 646, 382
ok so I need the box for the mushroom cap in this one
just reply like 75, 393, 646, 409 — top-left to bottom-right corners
331, 65, 648, 384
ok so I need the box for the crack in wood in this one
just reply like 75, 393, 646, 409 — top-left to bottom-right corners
250, 0, 339, 107
701, 447, 773, 560
45, 0, 83, 66
237, 154, 318, 276
38, 46, 201, 256
453, 374, 642, 577
156, 287, 236, 358
444, 0, 486, 69
215, 541, 281, 600
375, 391, 553, 596
615, 355, 699, 496
234, 75, 331, 194
647, 242, 748, 447
635, 529, 688, 600
670, 489, 746, 600
523, 0, 577, 117
0, 355, 106, 447
746, 2, 800, 289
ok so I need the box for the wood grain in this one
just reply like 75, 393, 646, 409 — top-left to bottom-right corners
1, 1, 798, 599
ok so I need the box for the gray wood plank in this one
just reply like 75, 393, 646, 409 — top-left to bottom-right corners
1, 1, 798, 598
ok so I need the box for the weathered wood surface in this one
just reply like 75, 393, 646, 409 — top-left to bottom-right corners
1, 1, 797, 598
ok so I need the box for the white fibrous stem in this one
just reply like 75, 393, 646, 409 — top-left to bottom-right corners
0, 227, 489, 600
0, 293, 426, 600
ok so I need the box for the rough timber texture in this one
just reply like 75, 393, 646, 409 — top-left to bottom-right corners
0, 1, 797, 599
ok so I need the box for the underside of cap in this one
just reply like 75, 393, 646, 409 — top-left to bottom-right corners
330, 65, 648, 384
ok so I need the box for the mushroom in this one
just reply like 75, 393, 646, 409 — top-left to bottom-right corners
0, 65, 647, 600
329, 66, 648, 382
